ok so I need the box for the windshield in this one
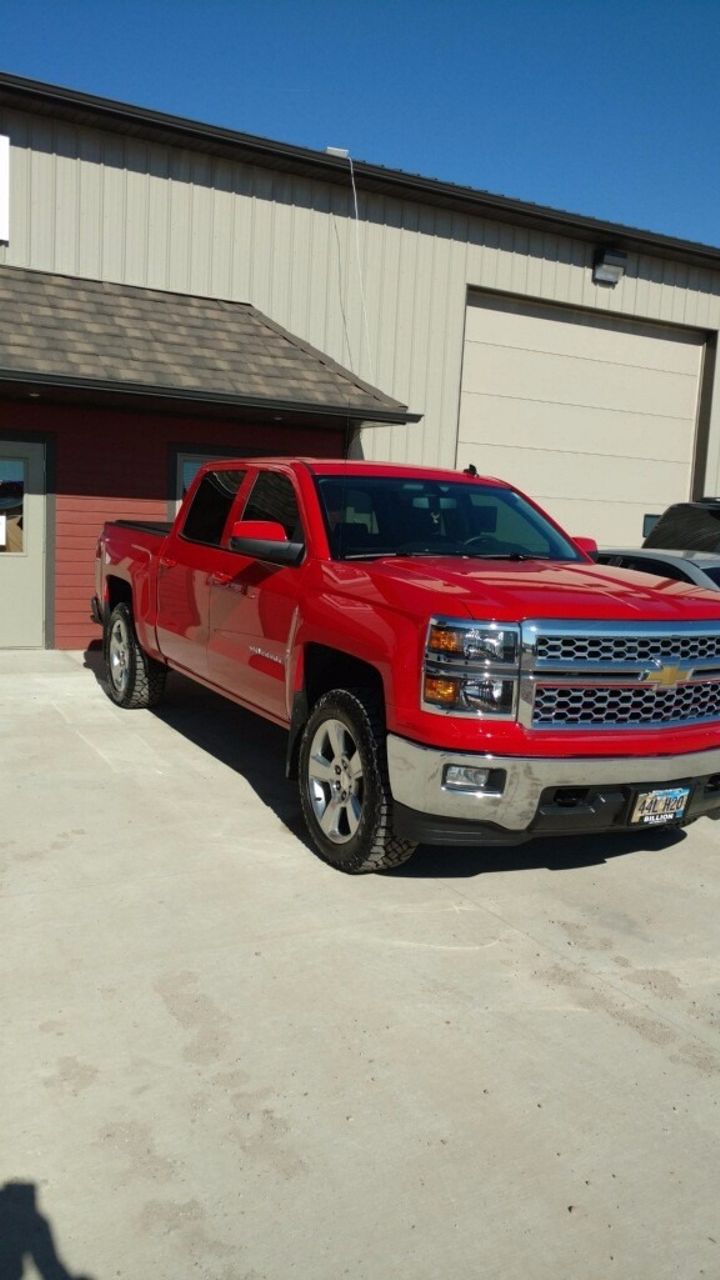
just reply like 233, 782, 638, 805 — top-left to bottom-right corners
316, 476, 583, 562
704, 567, 720, 588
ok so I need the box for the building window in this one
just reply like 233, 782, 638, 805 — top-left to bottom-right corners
174, 451, 229, 510
172, 447, 263, 513
0, 458, 25, 553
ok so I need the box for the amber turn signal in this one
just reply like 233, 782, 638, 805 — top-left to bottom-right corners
428, 626, 464, 654
424, 675, 460, 705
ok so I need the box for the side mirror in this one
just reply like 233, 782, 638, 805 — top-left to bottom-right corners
229, 519, 304, 567
573, 536, 598, 559
231, 519, 287, 543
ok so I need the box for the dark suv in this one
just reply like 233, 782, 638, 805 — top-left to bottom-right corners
644, 499, 720, 552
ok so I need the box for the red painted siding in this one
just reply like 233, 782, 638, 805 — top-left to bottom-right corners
0, 401, 344, 649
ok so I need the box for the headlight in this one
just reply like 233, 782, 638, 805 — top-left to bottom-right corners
423, 619, 520, 718
428, 622, 519, 665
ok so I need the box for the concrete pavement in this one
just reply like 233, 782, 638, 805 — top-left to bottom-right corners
1, 650, 719, 1279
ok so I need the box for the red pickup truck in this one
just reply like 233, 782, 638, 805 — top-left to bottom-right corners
93, 458, 720, 872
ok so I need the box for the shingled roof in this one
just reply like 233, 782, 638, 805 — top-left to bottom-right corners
0, 266, 417, 424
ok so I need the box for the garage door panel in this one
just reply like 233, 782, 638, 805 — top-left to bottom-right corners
465, 300, 703, 375
456, 443, 690, 507
459, 295, 703, 544
459, 393, 691, 463
461, 344, 699, 420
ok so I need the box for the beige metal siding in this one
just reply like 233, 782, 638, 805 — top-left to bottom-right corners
458, 295, 705, 543
1, 106, 720, 492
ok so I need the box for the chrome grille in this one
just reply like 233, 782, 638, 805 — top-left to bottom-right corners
536, 633, 720, 665
533, 681, 720, 728
522, 620, 720, 730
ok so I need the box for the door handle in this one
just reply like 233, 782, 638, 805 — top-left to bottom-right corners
208, 571, 232, 586
159, 555, 177, 569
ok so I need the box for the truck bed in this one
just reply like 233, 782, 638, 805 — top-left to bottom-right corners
110, 520, 174, 536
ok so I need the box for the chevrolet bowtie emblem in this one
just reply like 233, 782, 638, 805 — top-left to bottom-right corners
641, 662, 689, 687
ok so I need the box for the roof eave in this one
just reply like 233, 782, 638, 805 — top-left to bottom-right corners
0, 368, 421, 425
1, 72, 720, 271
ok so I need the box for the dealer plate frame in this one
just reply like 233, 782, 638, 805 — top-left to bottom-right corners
631, 786, 690, 826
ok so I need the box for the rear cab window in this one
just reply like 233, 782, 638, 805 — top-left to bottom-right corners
181, 469, 247, 546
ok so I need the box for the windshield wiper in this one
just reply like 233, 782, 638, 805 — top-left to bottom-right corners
340, 550, 561, 562
341, 551, 401, 560
471, 553, 555, 561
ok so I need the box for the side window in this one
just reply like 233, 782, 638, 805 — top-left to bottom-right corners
242, 471, 303, 540
182, 470, 246, 546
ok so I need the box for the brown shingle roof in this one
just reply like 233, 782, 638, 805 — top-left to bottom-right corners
0, 266, 417, 423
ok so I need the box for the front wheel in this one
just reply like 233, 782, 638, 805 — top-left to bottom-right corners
104, 602, 167, 709
298, 689, 416, 873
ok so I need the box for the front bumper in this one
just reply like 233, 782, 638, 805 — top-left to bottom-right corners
387, 734, 720, 846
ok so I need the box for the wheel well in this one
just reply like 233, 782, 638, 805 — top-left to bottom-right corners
304, 644, 385, 708
286, 645, 386, 779
105, 576, 133, 614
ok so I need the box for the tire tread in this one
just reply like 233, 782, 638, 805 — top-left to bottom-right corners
105, 603, 167, 710
299, 687, 416, 874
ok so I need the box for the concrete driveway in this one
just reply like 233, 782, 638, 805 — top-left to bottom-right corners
2, 650, 719, 1280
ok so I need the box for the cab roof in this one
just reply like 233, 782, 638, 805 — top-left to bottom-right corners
234, 457, 511, 487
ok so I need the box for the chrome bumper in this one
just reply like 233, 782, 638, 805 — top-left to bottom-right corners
386, 734, 720, 832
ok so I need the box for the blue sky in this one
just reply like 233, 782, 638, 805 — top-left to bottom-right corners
3, 0, 720, 246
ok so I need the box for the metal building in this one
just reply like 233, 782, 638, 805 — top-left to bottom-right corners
1, 71, 719, 648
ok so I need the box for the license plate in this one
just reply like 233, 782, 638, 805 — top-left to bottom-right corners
631, 786, 690, 826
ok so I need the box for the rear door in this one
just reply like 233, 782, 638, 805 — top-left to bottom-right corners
208, 467, 306, 723
155, 467, 247, 677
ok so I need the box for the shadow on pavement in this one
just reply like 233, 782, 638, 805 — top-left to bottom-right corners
0, 1182, 94, 1280
387, 824, 686, 877
83, 644, 688, 879
83, 644, 312, 849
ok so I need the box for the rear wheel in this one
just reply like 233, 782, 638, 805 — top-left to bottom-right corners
105, 602, 167, 709
298, 688, 416, 873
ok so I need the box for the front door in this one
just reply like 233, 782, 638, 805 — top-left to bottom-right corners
0, 440, 46, 648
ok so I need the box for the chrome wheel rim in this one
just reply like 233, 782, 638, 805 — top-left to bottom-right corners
109, 617, 130, 693
306, 718, 364, 844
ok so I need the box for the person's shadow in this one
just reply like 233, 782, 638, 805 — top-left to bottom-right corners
0, 1183, 93, 1280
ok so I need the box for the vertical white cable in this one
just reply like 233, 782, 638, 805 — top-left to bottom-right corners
347, 155, 376, 385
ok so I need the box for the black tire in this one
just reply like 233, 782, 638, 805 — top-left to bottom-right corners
298, 688, 417, 873
104, 602, 167, 709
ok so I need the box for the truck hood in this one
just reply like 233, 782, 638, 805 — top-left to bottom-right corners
325, 556, 720, 623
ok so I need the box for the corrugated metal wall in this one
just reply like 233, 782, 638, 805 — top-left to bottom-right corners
3, 106, 720, 490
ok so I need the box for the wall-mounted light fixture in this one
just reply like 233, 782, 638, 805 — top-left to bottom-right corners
592, 247, 627, 286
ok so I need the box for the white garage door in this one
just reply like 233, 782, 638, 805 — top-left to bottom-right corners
457, 295, 705, 544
